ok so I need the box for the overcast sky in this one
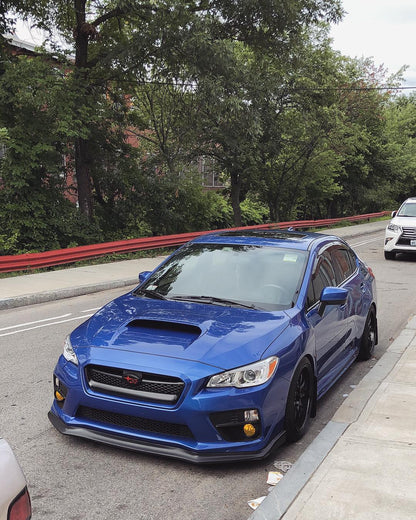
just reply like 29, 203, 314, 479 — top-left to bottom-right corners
330, 0, 416, 90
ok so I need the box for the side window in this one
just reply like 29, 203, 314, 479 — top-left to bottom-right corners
307, 251, 337, 308
344, 248, 357, 275
331, 246, 356, 285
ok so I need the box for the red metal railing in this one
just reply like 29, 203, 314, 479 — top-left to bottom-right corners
0, 212, 389, 273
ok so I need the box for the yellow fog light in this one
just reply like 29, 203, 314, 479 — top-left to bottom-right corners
243, 423, 256, 437
55, 390, 65, 402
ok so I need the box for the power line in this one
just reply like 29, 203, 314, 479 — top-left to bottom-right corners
112, 78, 416, 93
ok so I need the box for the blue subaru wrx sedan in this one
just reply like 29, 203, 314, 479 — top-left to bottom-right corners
49, 230, 377, 463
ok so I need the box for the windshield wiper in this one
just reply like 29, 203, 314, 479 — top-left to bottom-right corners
170, 295, 256, 309
135, 288, 167, 300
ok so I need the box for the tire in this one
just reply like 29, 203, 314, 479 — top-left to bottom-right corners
285, 358, 314, 442
357, 307, 377, 361
384, 251, 395, 260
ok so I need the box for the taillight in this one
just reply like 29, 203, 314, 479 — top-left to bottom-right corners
7, 487, 31, 520
367, 266, 375, 278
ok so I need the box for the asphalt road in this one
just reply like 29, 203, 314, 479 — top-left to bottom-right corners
1, 226, 416, 520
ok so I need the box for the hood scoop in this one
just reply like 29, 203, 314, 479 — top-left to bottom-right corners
128, 319, 201, 335
123, 319, 203, 350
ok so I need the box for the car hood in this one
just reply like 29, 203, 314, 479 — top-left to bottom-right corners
390, 215, 416, 227
72, 293, 290, 370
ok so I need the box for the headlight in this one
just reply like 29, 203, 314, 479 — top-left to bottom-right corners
207, 357, 278, 388
387, 222, 401, 233
63, 335, 78, 365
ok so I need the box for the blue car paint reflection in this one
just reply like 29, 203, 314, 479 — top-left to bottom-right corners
49, 230, 377, 463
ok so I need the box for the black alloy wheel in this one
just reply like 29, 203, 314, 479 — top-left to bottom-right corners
285, 358, 314, 442
358, 307, 377, 361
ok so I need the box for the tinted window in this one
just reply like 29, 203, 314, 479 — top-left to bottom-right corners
307, 251, 336, 308
136, 243, 308, 311
330, 246, 356, 284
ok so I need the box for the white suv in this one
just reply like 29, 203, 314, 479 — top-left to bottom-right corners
384, 197, 416, 259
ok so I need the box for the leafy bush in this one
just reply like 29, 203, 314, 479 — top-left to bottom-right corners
0, 184, 103, 254
240, 197, 270, 225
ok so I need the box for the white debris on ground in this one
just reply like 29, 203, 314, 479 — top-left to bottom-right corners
248, 496, 266, 510
248, 461, 294, 510
267, 471, 283, 485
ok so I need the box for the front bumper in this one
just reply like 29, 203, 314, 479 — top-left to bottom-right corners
384, 228, 416, 253
49, 354, 290, 463
48, 411, 285, 463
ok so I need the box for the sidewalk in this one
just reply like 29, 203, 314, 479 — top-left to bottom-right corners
251, 316, 416, 520
0, 255, 166, 310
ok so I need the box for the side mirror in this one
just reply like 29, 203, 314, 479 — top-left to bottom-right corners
318, 287, 348, 317
391, 210, 397, 217
138, 271, 152, 284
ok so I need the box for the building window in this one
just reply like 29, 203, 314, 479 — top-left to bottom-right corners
198, 156, 224, 189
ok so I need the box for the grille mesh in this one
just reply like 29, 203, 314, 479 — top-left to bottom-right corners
401, 227, 416, 239
77, 406, 193, 438
85, 365, 185, 404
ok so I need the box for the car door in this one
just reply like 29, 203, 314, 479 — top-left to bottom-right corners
305, 245, 356, 397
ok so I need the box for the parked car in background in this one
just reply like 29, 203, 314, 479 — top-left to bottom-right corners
0, 437, 31, 520
384, 197, 416, 259
49, 230, 377, 463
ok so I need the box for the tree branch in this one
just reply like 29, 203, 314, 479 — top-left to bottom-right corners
92, 2, 160, 27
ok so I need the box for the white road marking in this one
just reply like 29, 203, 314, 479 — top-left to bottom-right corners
350, 235, 384, 248
0, 313, 72, 332
0, 314, 93, 337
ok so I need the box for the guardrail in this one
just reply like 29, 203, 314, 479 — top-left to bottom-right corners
0, 212, 390, 273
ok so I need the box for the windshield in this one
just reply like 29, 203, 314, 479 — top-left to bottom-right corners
135, 243, 308, 311
398, 202, 416, 217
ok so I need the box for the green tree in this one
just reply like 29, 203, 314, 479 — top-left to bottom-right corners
0, 56, 101, 253
128, 81, 199, 176
226, 28, 345, 222
8, 0, 342, 223
193, 44, 262, 226
382, 93, 416, 205
329, 57, 403, 216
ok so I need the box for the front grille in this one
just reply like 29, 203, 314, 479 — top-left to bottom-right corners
85, 365, 185, 404
76, 406, 193, 439
401, 227, 416, 239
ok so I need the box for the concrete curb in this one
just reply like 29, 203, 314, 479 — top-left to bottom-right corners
249, 315, 416, 520
248, 421, 349, 520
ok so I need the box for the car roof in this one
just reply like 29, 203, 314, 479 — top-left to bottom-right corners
403, 197, 416, 203
192, 229, 341, 251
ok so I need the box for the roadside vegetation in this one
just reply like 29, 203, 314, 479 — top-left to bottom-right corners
0, 1, 414, 255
